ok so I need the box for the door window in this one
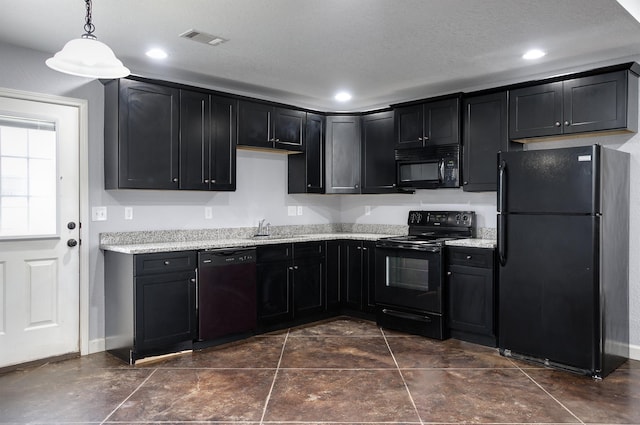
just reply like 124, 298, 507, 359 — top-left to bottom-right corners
0, 116, 57, 238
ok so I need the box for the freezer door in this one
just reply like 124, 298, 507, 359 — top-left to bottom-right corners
498, 145, 599, 214
498, 214, 599, 372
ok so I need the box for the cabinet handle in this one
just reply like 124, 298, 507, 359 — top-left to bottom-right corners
466, 255, 472, 260
190, 278, 196, 283
564, 121, 570, 126
357, 246, 362, 250
363, 247, 368, 251
354, 184, 359, 189
418, 137, 423, 141
447, 271, 452, 276
164, 260, 170, 265
204, 179, 209, 183
210, 179, 216, 183
424, 136, 429, 140
307, 183, 312, 187
294, 266, 299, 270
555, 122, 561, 127
172, 177, 179, 182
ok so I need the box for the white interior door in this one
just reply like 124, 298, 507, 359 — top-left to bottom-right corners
0, 95, 80, 368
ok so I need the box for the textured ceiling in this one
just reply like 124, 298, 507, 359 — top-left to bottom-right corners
1, 0, 639, 111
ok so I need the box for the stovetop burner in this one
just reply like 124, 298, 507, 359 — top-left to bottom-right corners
377, 210, 476, 249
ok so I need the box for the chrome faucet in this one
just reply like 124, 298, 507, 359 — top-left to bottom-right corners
256, 219, 270, 236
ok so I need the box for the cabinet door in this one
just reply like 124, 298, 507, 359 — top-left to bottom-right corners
362, 241, 376, 313
448, 265, 494, 337
293, 256, 325, 318
135, 271, 196, 352
325, 115, 361, 194
424, 98, 460, 146
361, 111, 397, 193
179, 90, 210, 190
462, 92, 509, 192
394, 104, 424, 149
118, 80, 180, 189
257, 261, 293, 325
210, 96, 237, 191
325, 240, 342, 311
563, 71, 628, 134
238, 100, 272, 149
509, 82, 563, 139
274, 108, 305, 151
342, 241, 364, 310
288, 113, 324, 193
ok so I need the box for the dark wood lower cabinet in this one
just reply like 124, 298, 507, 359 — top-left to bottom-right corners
446, 246, 496, 347
256, 242, 326, 330
326, 240, 376, 317
105, 251, 197, 364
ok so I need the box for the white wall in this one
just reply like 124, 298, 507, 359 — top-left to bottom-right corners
1, 41, 638, 358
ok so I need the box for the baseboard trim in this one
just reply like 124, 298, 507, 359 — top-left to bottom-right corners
630, 343, 640, 361
88, 338, 105, 354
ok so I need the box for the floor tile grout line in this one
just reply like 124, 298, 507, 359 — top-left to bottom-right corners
381, 327, 424, 425
517, 366, 586, 424
99, 367, 158, 425
259, 327, 290, 425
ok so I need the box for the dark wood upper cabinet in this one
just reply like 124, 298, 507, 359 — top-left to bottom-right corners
325, 115, 361, 194
104, 78, 236, 191
394, 97, 460, 149
179, 91, 236, 191
462, 91, 520, 192
509, 70, 638, 140
104, 79, 180, 189
361, 110, 397, 194
238, 100, 305, 151
288, 113, 325, 194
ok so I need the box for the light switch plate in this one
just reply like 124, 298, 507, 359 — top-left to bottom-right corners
365, 206, 371, 216
204, 206, 213, 219
297, 206, 303, 216
91, 206, 107, 221
288, 206, 297, 216
124, 207, 133, 220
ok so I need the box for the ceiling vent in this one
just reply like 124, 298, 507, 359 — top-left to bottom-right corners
179, 29, 227, 46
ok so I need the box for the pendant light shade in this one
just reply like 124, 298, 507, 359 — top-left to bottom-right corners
46, 0, 129, 79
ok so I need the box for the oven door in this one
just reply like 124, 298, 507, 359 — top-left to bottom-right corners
375, 244, 443, 313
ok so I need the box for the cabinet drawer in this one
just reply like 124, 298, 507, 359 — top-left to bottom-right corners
294, 241, 325, 258
447, 247, 493, 268
134, 251, 197, 276
257, 243, 292, 263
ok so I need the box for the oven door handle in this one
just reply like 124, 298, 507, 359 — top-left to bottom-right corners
382, 308, 432, 323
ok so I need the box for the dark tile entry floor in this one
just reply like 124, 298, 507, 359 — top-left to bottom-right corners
1, 317, 639, 424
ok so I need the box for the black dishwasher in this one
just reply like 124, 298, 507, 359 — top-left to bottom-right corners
198, 247, 257, 341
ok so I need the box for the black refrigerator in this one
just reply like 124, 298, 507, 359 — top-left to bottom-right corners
497, 144, 629, 378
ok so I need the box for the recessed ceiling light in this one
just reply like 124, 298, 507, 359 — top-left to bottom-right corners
334, 91, 352, 102
146, 48, 168, 59
522, 49, 546, 60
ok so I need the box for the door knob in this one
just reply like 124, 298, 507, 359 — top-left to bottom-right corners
67, 222, 76, 230
67, 239, 78, 247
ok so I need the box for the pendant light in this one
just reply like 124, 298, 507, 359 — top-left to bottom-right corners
46, 0, 129, 79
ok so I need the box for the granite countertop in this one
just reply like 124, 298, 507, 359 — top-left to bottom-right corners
100, 232, 395, 254
99, 224, 497, 254
445, 238, 497, 249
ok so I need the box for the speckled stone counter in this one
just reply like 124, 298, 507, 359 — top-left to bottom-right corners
100, 223, 407, 255
445, 238, 497, 249
100, 224, 498, 254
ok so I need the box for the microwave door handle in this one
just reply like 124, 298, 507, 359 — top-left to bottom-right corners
438, 159, 445, 183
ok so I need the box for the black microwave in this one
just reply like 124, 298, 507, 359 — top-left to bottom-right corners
395, 144, 460, 189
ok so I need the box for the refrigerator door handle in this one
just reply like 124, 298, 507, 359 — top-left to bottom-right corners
498, 160, 507, 266
498, 214, 506, 266
498, 160, 506, 213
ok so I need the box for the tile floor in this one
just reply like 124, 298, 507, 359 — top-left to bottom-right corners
1, 317, 639, 424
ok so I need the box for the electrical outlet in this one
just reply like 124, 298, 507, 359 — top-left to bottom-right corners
288, 206, 297, 216
91, 206, 107, 221
297, 206, 303, 216
365, 206, 371, 216
124, 207, 133, 220
204, 206, 213, 219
